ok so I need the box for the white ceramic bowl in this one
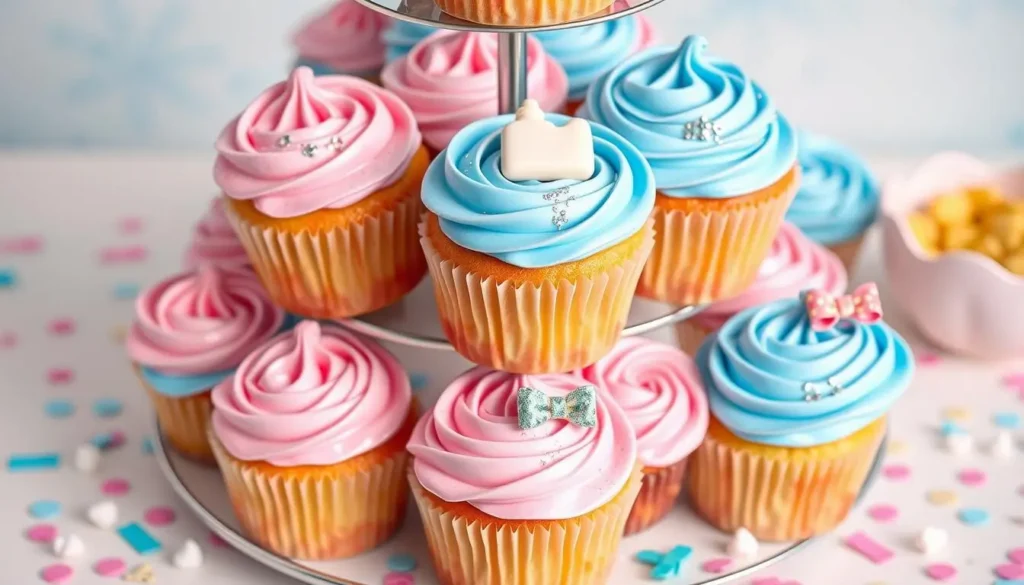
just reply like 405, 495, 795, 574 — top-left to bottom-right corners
881, 152, 1024, 359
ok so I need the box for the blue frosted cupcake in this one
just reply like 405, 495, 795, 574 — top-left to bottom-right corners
788, 131, 880, 271
688, 286, 913, 540
535, 14, 654, 114
383, 21, 436, 63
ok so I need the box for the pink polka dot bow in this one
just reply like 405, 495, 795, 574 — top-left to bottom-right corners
804, 282, 883, 331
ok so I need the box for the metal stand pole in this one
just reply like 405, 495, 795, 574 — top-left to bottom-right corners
497, 32, 528, 115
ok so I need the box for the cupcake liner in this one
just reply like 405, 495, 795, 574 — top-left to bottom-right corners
688, 417, 886, 541
638, 181, 797, 305
226, 194, 426, 319
209, 431, 410, 560
420, 221, 654, 373
624, 458, 689, 536
826, 233, 866, 274
409, 465, 642, 585
434, 0, 614, 26
674, 320, 715, 357
137, 366, 215, 464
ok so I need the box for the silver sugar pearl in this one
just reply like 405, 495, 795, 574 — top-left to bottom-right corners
301, 144, 317, 158
277, 135, 291, 148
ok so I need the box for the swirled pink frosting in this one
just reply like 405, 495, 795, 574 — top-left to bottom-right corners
407, 367, 636, 520
214, 67, 422, 218
183, 198, 250, 269
695, 222, 848, 330
211, 321, 412, 466
380, 32, 568, 152
577, 337, 708, 468
292, 0, 389, 75
125, 265, 284, 375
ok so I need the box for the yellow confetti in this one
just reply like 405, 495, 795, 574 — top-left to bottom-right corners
886, 440, 909, 455
927, 490, 959, 506
941, 407, 972, 422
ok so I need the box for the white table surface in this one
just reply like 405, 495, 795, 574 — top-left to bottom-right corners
1, 153, 1022, 585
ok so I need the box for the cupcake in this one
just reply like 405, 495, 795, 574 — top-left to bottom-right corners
184, 198, 250, 270
407, 367, 641, 585
434, 0, 613, 26
688, 287, 913, 540
383, 20, 436, 63
292, 0, 389, 81
419, 103, 655, 373
125, 266, 284, 463
535, 14, 654, 115
583, 36, 799, 305
215, 67, 429, 319
210, 320, 416, 560
788, 131, 880, 272
577, 337, 708, 535
382, 31, 568, 157
676, 222, 848, 355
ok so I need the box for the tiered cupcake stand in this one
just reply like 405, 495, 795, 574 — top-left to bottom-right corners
153, 1, 887, 583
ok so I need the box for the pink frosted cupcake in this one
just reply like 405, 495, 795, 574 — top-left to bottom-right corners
676, 222, 848, 354
381, 31, 568, 157
184, 198, 250, 270
407, 367, 641, 585
292, 0, 390, 81
578, 337, 708, 535
125, 265, 284, 463
210, 321, 416, 560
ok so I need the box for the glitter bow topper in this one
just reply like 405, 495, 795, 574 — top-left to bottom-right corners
517, 385, 597, 430
804, 282, 883, 331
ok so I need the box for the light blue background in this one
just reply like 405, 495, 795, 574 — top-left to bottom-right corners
0, 0, 1022, 153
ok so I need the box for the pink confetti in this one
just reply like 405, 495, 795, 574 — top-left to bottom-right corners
925, 563, 957, 581
957, 468, 987, 487
0, 235, 44, 254
105, 431, 126, 450
25, 523, 58, 543
48, 318, 75, 336
118, 217, 144, 235
1007, 547, 1024, 564
99, 245, 148, 264
1003, 373, 1024, 387
867, 504, 899, 522
47, 368, 73, 385
844, 531, 893, 564
143, 506, 176, 526
881, 464, 910, 481
383, 573, 415, 585
700, 558, 732, 573
39, 564, 73, 584
996, 564, 1024, 579
93, 558, 126, 578
208, 532, 228, 548
914, 348, 942, 366
101, 478, 131, 496
0, 331, 16, 349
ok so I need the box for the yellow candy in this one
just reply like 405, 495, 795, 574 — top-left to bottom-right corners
1004, 252, 1024, 275
908, 212, 940, 248
929, 193, 974, 226
941, 224, 978, 251
986, 212, 1024, 251
971, 234, 1004, 260
966, 186, 1004, 212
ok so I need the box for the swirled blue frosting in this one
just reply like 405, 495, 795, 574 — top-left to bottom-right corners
383, 21, 436, 63
535, 16, 650, 102
421, 114, 655, 268
697, 297, 913, 447
788, 131, 880, 244
581, 35, 797, 199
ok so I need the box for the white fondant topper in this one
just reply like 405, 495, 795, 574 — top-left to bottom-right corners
500, 100, 595, 182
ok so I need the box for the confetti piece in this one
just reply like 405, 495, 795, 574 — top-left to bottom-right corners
881, 464, 910, 480
1008, 548, 1024, 564
48, 318, 75, 336
886, 440, 909, 455
409, 372, 429, 391
0, 268, 17, 288
942, 407, 971, 422
102, 478, 131, 496
116, 523, 162, 555
1003, 373, 1024, 387
7, 452, 60, 471
926, 490, 958, 506
143, 507, 176, 527
0, 235, 43, 254
122, 563, 154, 583
700, 558, 731, 573
925, 563, 958, 581
44, 399, 75, 419
867, 504, 899, 522
39, 564, 73, 584
47, 368, 73, 385
118, 217, 144, 234
208, 532, 228, 548
0, 330, 16, 349
844, 531, 894, 564
92, 398, 124, 418
995, 412, 1022, 429
141, 437, 154, 455
94, 557, 127, 578
90, 431, 126, 450
383, 573, 415, 585
28, 500, 62, 519
997, 565, 1024, 579
914, 349, 942, 365
957, 468, 987, 486
25, 523, 58, 543
113, 283, 140, 300
99, 245, 148, 264
387, 554, 418, 572
957, 507, 990, 526
939, 420, 965, 436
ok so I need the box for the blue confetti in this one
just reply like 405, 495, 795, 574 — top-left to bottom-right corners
636, 545, 692, 580
92, 398, 123, 418
112, 282, 140, 300
409, 373, 429, 391
7, 452, 60, 471
386, 553, 417, 572
44, 399, 75, 418
940, 420, 965, 436
141, 436, 154, 455
957, 507, 990, 526
117, 522, 162, 555
994, 412, 1021, 430
28, 499, 62, 519
995, 580, 1024, 585
0, 268, 16, 288
90, 431, 126, 450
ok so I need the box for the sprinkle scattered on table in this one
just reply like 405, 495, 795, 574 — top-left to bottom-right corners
47, 317, 75, 336
913, 348, 942, 366
113, 283, 140, 300
939, 420, 965, 436
44, 399, 75, 419
91, 431, 126, 450
0, 330, 16, 349
118, 217, 144, 235
46, 368, 73, 385
143, 506, 176, 527
941, 407, 971, 422
141, 437, 154, 455
924, 562, 958, 581
28, 499, 62, 519
25, 523, 58, 543
957, 468, 987, 487
1007, 547, 1024, 564
881, 464, 910, 481
926, 490, 959, 506
0, 267, 17, 288
116, 523, 162, 555
886, 439, 909, 455
409, 372, 429, 391
866, 504, 899, 523
92, 398, 124, 418
39, 563, 74, 584
636, 546, 692, 580
387, 553, 418, 573
7, 452, 60, 472
957, 507, 990, 526
994, 412, 1021, 429
844, 531, 894, 564
101, 478, 131, 496
0, 234, 43, 254
382, 572, 415, 585
700, 557, 731, 574
99, 245, 148, 264
93, 557, 127, 578
995, 564, 1024, 580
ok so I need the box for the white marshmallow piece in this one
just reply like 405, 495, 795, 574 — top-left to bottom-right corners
52, 534, 85, 559
86, 500, 118, 529
945, 432, 973, 456
172, 539, 204, 569
74, 443, 100, 473
500, 100, 595, 182
990, 430, 1015, 459
915, 526, 948, 555
726, 527, 759, 560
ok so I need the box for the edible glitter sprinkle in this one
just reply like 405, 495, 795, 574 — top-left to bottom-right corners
542, 187, 575, 230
